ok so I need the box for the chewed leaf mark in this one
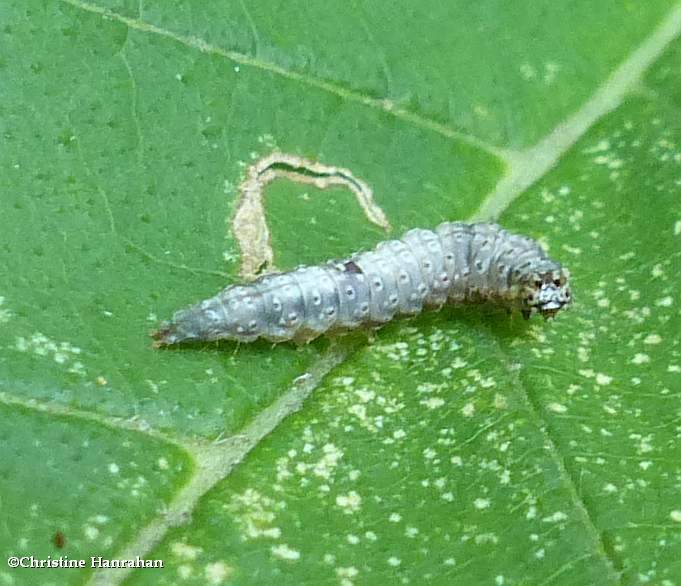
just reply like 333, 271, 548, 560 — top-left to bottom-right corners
232, 152, 391, 279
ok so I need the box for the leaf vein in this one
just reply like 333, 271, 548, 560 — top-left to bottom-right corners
59, 0, 506, 159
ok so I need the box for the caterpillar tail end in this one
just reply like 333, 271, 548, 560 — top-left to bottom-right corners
150, 307, 203, 347
150, 321, 182, 348
150, 302, 228, 347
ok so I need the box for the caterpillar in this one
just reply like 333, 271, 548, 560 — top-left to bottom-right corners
151, 222, 572, 347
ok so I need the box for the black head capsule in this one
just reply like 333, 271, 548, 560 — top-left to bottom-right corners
518, 262, 572, 321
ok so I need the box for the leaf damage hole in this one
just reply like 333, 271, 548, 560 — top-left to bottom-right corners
232, 152, 391, 279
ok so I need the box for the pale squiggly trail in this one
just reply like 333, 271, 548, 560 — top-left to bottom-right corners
232, 152, 391, 279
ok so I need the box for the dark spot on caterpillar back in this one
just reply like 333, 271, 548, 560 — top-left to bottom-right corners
151, 222, 572, 347
343, 260, 363, 274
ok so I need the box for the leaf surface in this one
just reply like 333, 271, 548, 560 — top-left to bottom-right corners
1, 1, 680, 585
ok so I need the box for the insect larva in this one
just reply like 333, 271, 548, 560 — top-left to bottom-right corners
151, 222, 572, 346
53, 530, 66, 549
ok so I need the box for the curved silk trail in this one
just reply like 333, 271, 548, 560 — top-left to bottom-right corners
232, 152, 391, 279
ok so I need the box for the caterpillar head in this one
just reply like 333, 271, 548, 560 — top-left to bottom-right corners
520, 261, 572, 320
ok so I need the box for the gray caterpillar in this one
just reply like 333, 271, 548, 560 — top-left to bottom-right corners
152, 222, 571, 346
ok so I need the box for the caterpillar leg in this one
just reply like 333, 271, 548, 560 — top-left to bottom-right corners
290, 329, 322, 347
366, 328, 380, 345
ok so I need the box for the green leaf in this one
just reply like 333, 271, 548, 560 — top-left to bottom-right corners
2, 1, 680, 585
